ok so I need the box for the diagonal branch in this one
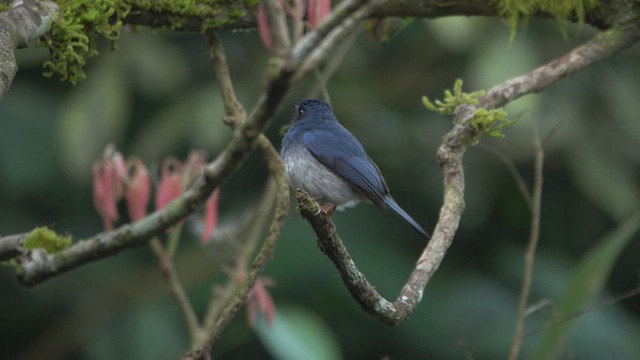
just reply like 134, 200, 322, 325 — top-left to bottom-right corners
295, 18, 640, 325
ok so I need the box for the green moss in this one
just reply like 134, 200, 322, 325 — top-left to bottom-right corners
41, 0, 254, 84
422, 79, 484, 116
0, 4, 11, 12
469, 107, 514, 142
423, 79, 514, 143
491, 0, 600, 40
24, 227, 73, 253
42, 0, 130, 84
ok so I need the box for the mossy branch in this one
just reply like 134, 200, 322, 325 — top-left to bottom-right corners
19, 0, 625, 86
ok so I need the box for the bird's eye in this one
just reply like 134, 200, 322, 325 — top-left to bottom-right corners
298, 108, 305, 117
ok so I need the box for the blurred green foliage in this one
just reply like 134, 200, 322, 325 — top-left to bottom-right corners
1, 14, 639, 360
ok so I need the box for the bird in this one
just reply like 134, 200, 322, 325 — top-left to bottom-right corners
281, 99, 430, 239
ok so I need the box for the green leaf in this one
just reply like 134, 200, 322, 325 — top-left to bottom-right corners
533, 212, 640, 360
255, 305, 342, 360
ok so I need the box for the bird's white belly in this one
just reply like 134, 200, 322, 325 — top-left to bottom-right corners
283, 147, 361, 209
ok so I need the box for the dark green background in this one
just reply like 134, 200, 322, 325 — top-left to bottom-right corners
1, 16, 639, 360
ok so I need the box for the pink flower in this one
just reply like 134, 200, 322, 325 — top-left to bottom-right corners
92, 145, 128, 230
247, 277, 276, 327
257, 3, 272, 49
201, 188, 220, 244
155, 157, 183, 210
126, 158, 151, 222
307, 0, 331, 30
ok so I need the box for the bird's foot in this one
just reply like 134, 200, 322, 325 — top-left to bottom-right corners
320, 204, 336, 217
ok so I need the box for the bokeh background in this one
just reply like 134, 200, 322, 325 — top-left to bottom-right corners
1, 14, 640, 360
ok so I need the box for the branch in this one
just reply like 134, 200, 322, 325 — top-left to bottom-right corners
0, 232, 26, 260
121, 0, 626, 33
295, 17, 640, 325
263, 0, 291, 54
478, 20, 640, 110
182, 32, 289, 356
149, 238, 202, 346
508, 124, 544, 360
0, 0, 58, 101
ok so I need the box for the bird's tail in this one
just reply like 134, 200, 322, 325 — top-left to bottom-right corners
384, 196, 431, 239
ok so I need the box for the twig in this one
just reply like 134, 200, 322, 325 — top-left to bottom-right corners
149, 238, 202, 346
263, 0, 291, 54
508, 124, 544, 360
207, 33, 246, 122
184, 137, 289, 359
294, 17, 640, 326
201, 179, 277, 331
477, 21, 640, 110
524, 284, 640, 337
182, 31, 290, 359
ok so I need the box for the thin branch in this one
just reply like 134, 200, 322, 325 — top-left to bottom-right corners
179, 30, 289, 359
149, 238, 202, 346
263, 0, 291, 55
478, 21, 640, 110
294, 17, 640, 326
184, 136, 289, 360
524, 284, 640, 337
206, 32, 246, 122
508, 124, 544, 360
201, 179, 277, 331
0, 0, 58, 101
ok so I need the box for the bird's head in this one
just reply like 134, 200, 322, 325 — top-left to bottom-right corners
292, 99, 336, 125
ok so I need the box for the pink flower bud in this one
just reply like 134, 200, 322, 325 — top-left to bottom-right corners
126, 159, 151, 222
155, 157, 183, 210
247, 277, 276, 327
92, 145, 128, 230
307, 0, 331, 30
257, 3, 273, 49
201, 188, 220, 244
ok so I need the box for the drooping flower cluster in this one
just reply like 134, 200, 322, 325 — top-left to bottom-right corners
92, 145, 220, 244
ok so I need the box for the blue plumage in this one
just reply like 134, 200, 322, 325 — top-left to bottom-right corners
281, 99, 430, 239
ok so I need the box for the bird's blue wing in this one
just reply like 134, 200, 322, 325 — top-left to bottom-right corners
303, 130, 388, 209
